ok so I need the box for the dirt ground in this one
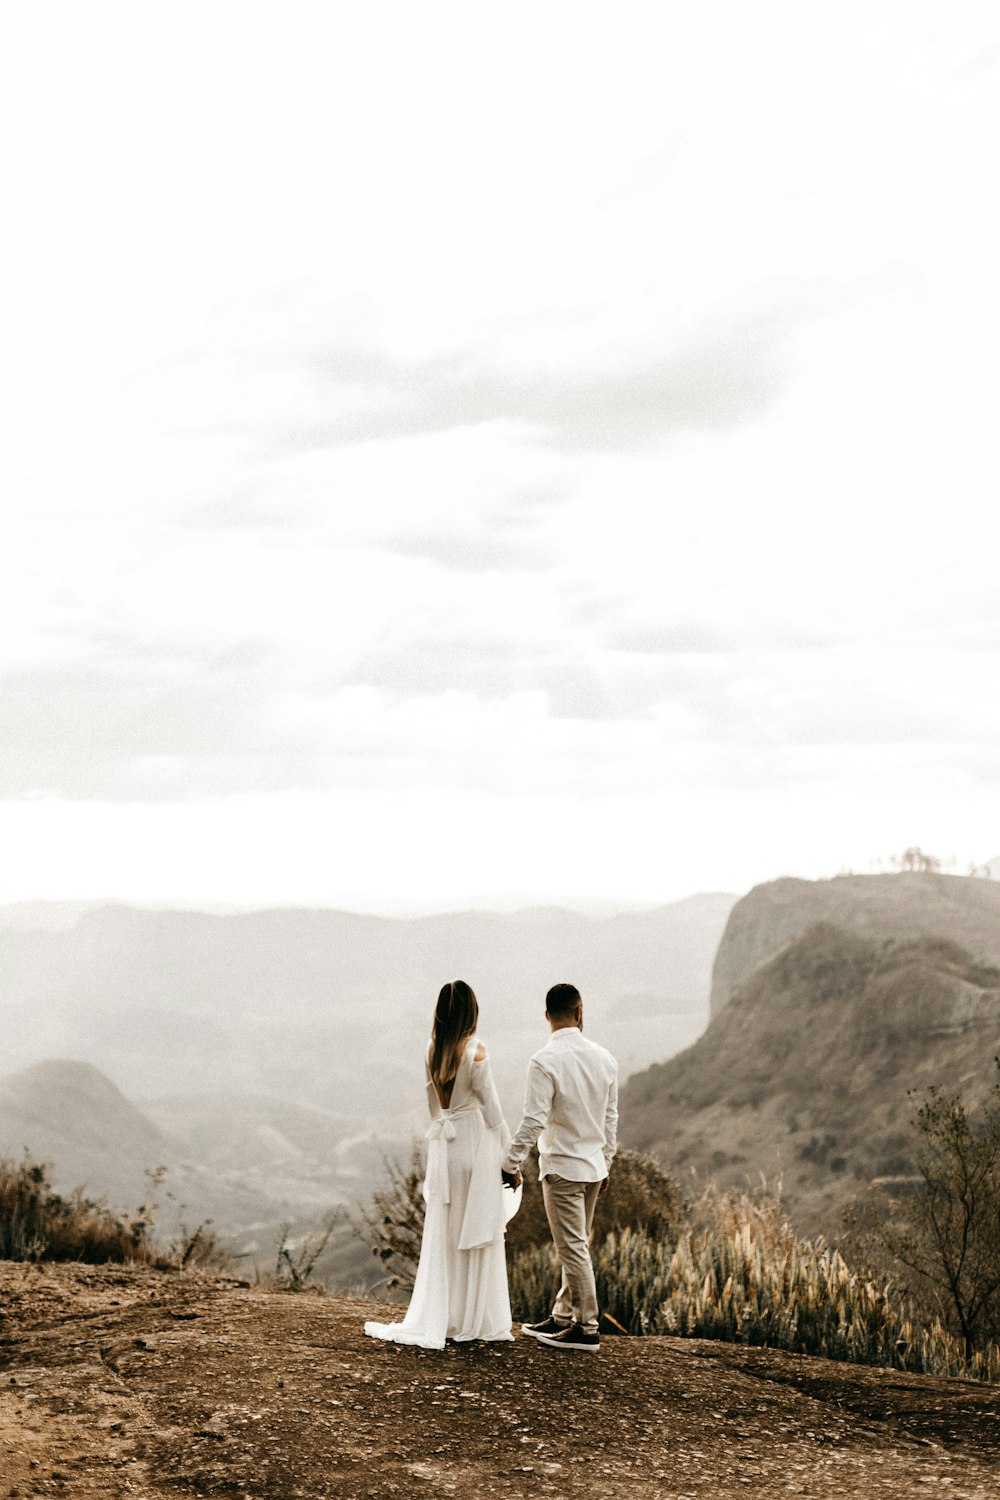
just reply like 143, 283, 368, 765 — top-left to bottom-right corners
2, 1262, 999, 1499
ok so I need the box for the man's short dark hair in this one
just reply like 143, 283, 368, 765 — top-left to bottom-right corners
546, 982, 582, 1017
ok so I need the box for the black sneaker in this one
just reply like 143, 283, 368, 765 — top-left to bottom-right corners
535, 1321, 600, 1353
521, 1316, 570, 1340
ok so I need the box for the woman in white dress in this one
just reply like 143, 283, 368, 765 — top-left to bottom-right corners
364, 979, 520, 1350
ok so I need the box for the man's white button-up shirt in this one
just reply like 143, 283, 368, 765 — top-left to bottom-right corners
504, 1026, 618, 1182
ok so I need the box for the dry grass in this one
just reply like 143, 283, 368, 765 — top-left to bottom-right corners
0, 1154, 229, 1270
509, 1188, 1000, 1383
0, 1154, 153, 1264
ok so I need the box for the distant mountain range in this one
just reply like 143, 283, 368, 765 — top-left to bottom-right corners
7, 873, 1000, 1262
624, 872, 1000, 1234
0, 894, 736, 1123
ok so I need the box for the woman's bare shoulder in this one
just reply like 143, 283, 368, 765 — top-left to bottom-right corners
473, 1040, 487, 1063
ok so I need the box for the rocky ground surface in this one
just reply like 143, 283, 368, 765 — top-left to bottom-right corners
1, 1263, 999, 1499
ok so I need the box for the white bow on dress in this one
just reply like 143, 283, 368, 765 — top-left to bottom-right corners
424, 1101, 479, 1205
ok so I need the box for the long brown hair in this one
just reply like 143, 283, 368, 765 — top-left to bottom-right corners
430, 979, 479, 1099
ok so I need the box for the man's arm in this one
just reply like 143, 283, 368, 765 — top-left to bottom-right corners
603, 1067, 619, 1173
502, 1058, 554, 1175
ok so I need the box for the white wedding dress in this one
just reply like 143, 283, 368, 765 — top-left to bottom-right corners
364, 1036, 521, 1350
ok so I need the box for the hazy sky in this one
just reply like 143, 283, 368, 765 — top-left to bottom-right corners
2, 3, 999, 911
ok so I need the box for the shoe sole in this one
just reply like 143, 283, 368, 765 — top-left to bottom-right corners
520, 1324, 568, 1340
534, 1334, 600, 1352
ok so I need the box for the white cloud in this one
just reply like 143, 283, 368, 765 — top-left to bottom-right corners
2, 2, 999, 901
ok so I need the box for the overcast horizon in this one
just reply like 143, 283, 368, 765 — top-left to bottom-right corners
3, 3, 999, 913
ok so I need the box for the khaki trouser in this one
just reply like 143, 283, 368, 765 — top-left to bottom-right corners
542, 1174, 602, 1333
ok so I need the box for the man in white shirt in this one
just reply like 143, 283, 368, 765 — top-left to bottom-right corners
502, 982, 618, 1352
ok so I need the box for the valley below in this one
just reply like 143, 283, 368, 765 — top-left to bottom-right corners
0, 894, 734, 1284
4, 871, 1000, 1279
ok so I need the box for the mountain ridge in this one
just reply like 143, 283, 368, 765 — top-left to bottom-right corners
624, 918, 1000, 1234
0, 892, 736, 1118
709, 871, 1000, 1017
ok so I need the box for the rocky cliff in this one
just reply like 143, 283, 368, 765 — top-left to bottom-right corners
709, 872, 1000, 1017
624, 922, 1000, 1235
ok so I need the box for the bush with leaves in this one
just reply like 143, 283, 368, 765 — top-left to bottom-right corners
353, 1144, 426, 1294
505, 1146, 685, 1253
354, 1144, 685, 1291
849, 1064, 1000, 1359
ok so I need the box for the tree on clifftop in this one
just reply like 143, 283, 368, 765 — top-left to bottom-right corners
891, 847, 942, 874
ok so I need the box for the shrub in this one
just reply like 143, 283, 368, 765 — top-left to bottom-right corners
506, 1147, 685, 1254
0, 1155, 155, 1265
353, 1145, 426, 1293
846, 1065, 1000, 1359
0, 1155, 231, 1271
354, 1144, 685, 1289
272, 1212, 341, 1292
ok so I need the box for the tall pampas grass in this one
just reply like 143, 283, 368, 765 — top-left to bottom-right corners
509, 1188, 1000, 1383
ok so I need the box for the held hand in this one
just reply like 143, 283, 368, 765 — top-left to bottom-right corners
501, 1168, 522, 1190
598, 1175, 610, 1197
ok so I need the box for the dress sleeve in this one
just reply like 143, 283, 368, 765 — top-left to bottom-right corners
469, 1044, 505, 1132
459, 1039, 518, 1250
